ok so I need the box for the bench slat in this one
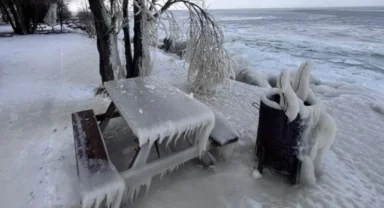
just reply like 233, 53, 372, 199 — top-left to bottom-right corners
210, 112, 239, 146
72, 110, 125, 208
72, 110, 108, 169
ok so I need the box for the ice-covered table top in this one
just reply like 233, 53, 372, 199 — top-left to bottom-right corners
104, 77, 215, 152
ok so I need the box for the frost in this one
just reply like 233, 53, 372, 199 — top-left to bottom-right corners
138, 14, 153, 76
139, 109, 143, 114
109, 34, 125, 79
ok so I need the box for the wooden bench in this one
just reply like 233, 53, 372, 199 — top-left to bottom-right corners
72, 110, 125, 208
210, 111, 239, 146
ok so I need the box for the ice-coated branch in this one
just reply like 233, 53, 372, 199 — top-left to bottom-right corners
180, 1, 233, 94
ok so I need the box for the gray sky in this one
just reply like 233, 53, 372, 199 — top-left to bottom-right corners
207, 0, 384, 9
69, 0, 384, 12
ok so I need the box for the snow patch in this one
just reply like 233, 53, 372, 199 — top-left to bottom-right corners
251, 169, 262, 180
144, 85, 156, 91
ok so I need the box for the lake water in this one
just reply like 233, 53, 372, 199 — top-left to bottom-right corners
209, 7, 384, 93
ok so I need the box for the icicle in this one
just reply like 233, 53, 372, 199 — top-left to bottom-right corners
166, 134, 173, 147
144, 178, 152, 195
94, 194, 102, 208
112, 189, 124, 208
105, 190, 113, 208
127, 186, 138, 203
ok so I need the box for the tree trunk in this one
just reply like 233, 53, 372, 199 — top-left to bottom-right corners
0, 0, 41, 35
59, 5, 63, 33
122, 0, 134, 78
89, 0, 124, 83
0, 1, 15, 30
6, 1, 28, 34
31, 5, 38, 34
133, 0, 143, 77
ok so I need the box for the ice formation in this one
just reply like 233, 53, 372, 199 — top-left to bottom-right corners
230, 55, 269, 88
292, 61, 311, 101
121, 144, 202, 202
216, 142, 237, 160
139, 16, 153, 76
277, 69, 300, 122
73, 114, 126, 208
296, 91, 337, 185
105, 77, 215, 156
125, 161, 187, 202
236, 68, 270, 88
299, 155, 316, 185
43, 3, 57, 27
261, 88, 284, 110
102, 77, 216, 203
109, 34, 125, 79
263, 65, 337, 185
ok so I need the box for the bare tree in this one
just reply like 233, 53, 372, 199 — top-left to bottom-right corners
88, 0, 124, 82
0, 0, 51, 34
89, 0, 232, 94
57, 0, 72, 32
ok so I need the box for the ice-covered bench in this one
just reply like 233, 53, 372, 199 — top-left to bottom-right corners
71, 77, 238, 208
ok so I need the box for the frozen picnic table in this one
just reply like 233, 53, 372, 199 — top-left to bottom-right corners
72, 77, 240, 208
103, 77, 215, 154
101, 77, 215, 200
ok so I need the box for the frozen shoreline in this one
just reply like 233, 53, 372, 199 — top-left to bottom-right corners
0, 33, 384, 208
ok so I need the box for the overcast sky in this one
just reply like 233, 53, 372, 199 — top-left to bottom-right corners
207, 0, 384, 9
69, 0, 384, 12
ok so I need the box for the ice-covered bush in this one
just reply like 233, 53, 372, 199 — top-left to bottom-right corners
183, 3, 234, 94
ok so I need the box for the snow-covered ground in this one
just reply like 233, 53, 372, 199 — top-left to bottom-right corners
1, 29, 384, 208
